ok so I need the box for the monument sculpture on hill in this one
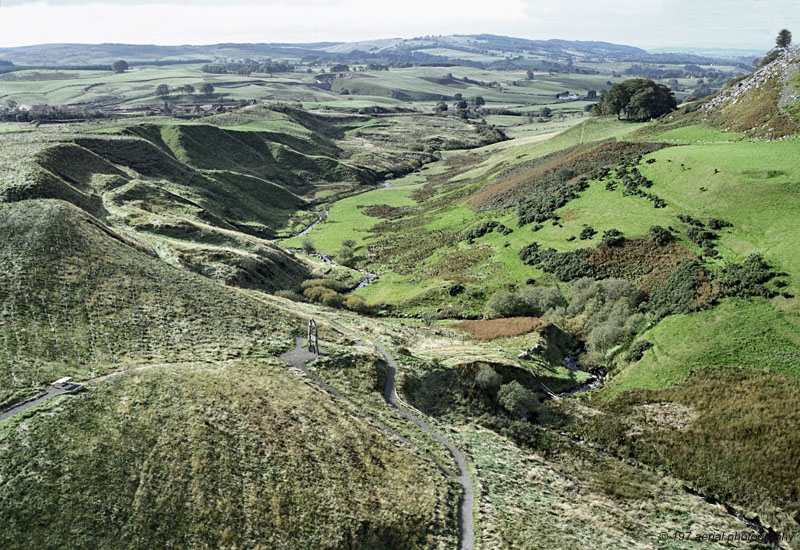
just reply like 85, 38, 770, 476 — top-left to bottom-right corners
308, 319, 319, 354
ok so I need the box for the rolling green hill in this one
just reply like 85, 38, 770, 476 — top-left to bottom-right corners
1, 43, 799, 550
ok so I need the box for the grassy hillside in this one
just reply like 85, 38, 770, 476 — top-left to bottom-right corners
0, 359, 457, 549
2, 56, 799, 548
0, 199, 303, 407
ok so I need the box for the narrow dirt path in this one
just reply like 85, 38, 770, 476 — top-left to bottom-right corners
318, 321, 475, 550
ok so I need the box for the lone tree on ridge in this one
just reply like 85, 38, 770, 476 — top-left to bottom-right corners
776, 29, 792, 50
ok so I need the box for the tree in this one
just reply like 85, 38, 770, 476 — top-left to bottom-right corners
776, 29, 792, 50
330, 63, 350, 72
594, 79, 676, 121
181, 84, 195, 94
155, 84, 170, 98
336, 241, 356, 267
112, 60, 129, 73
456, 99, 468, 109
497, 381, 538, 418
302, 239, 316, 254
199, 83, 215, 95
526, 69, 534, 80
474, 95, 485, 106
540, 106, 552, 118
475, 364, 502, 392
587, 90, 597, 99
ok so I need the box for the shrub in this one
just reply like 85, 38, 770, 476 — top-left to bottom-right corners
520, 245, 596, 282
648, 259, 708, 319
601, 229, 624, 246
648, 225, 673, 246
563, 278, 643, 357
336, 246, 355, 267
498, 381, 539, 419
579, 226, 597, 240
300, 278, 351, 293
484, 290, 531, 319
719, 254, 775, 298
302, 239, 316, 254
484, 286, 567, 319
303, 285, 331, 302
343, 294, 370, 313
475, 365, 503, 392
320, 289, 344, 308
463, 221, 500, 241
707, 218, 733, 231
520, 286, 567, 314
677, 213, 704, 227
686, 227, 717, 247
625, 340, 653, 362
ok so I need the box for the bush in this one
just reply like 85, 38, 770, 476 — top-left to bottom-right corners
648, 225, 673, 246
519, 245, 596, 282
484, 286, 566, 319
475, 365, 503, 392
302, 239, 316, 254
579, 226, 597, 240
625, 340, 653, 362
562, 278, 643, 359
719, 254, 775, 299
498, 381, 539, 419
648, 259, 708, 319
601, 229, 624, 247
320, 289, 344, 308
484, 290, 531, 319
343, 294, 370, 313
336, 246, 355, 267
686, 227, 717, 247
707, 218, 732, 231
300, 278, 351, 293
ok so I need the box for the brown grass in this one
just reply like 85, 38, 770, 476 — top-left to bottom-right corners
586, 238, 696, 296
451, 317, 550, 340
469, 140, 669, 210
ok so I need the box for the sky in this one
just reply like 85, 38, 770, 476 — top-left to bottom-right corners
0, 0, 795, 51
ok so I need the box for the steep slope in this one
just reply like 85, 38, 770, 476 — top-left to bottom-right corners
0, 359, 456, 550
644, 45, 800, 140
0, 199, 301, 406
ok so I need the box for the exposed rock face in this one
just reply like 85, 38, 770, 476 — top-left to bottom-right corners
700, 46, 800, 138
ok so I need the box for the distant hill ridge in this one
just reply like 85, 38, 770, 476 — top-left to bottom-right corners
0, 34, 741, 67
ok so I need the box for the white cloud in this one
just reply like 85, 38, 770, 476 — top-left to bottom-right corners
0, 0, 794, 49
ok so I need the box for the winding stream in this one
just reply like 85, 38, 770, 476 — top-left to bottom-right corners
284, 209, 378, 293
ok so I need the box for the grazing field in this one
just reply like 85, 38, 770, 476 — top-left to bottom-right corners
0, 36, 797, 550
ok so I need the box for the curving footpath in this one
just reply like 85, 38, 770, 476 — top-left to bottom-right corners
312, 321, 475, 550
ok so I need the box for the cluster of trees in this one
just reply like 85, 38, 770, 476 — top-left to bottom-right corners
592, 78, 677, 121
201, 61, 294, 75
1, 104, 105, 123
484, 277, 645, 364
155, 83, 214, 98
484, 286, 567, 319
472, 365, 539, 420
